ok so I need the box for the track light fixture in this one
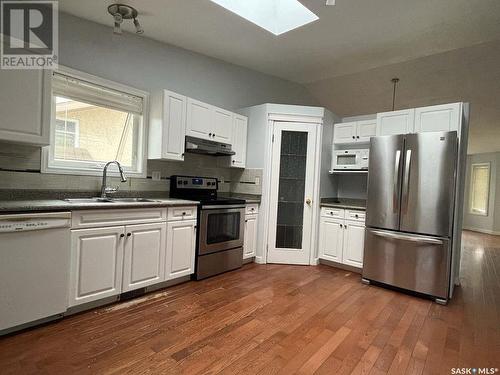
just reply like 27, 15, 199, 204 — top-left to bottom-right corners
107, 4, 144, 35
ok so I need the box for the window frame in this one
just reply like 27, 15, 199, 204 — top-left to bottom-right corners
55, 117, 80, 148
42, 66, 149, 178
469, 162, 491, 216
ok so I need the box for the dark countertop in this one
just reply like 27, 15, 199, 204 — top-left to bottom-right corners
0, 198, 199, 214
320, 197, 366, 210
218, 193, 261, 204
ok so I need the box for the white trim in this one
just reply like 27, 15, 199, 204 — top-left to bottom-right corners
463, 227, 500, 236
41, 65, 149, 178
468, 162, 491, 216
268, 113, 324, 124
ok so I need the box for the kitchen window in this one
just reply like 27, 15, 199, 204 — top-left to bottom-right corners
469, 162, 491, 216
42, 68, 148, 176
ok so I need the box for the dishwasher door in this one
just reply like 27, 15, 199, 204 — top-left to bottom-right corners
362, 228, 451, 300
0, 212, 71, 333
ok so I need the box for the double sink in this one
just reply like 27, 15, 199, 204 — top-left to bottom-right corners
63, 197, 161, 204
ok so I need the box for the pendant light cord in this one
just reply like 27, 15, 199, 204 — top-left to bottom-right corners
391, 78, 399, 111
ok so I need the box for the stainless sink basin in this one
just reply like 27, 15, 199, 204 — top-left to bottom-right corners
63, 197, 159, 204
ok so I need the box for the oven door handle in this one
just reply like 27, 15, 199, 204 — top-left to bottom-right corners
201, 204, 246, 210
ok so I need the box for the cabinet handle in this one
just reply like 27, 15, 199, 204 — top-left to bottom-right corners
182, 212, 186, 216
209, 133, 212, 137
339, 224, 343, 228
127, 233, 131, 237
232, 160, 235, 163
245, 220, 248, 223
352, 136, 355, 139
355, 214, 359, 218
120, 233, 125, 238
213, 133, 216, 137
330, 212, 333, 215
357, 136, 360, 139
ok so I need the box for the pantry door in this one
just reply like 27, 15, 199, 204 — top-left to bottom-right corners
267, 122, 317, 265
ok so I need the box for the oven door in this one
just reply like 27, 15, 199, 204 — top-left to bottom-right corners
199, 206, 245, 255
334, 151, 360, 170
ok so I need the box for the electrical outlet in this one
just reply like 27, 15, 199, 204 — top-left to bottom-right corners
151, 171, 161, 180
255, 176, 260, 185
219, 176, 225, 184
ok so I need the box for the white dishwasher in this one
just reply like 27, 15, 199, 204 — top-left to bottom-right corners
0, 211, 71, 334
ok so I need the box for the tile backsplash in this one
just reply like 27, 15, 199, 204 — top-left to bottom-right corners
0, 143, 262, 196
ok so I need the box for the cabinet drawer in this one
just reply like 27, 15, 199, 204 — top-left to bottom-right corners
167, 206, 197, 221
345, 210, 365, 222
245, 204, 259, 215
72, 208, 167, 229
321, 207, 344, 219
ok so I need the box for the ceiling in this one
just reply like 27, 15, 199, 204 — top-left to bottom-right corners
59, 0, 500, 83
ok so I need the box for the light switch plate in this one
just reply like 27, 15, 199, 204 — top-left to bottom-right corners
255, 176, 260, 185
151, 171, 161, 181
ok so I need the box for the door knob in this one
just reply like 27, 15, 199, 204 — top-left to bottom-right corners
305, 198, 312, 205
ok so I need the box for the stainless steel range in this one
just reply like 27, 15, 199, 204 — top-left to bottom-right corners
170, 175, 245, 280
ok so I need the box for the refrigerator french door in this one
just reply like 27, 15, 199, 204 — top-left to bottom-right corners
363, 131, 458, 303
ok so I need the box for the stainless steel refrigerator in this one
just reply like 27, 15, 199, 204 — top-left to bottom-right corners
362, 131, 458, 304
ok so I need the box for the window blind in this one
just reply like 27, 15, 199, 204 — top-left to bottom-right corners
52, 72, 143, 115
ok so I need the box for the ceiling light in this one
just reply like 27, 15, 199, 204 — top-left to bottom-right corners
209, 0, 318, 36
325, 0, 336, 5
107, 4, 144, 35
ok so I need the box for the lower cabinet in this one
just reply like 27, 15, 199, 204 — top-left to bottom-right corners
122, 223, 166, 292
69, 207, 197, 307
69, 226, 125, 307
243, 214, 258, 259
318, 208, 365, 269
165, 220, 196, 280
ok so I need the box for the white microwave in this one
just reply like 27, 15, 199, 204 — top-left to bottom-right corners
333, 149, 369, 170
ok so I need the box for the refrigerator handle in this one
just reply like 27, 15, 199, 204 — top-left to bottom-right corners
402, 149, 412, 214
393, 150, 401, 213
369, 229, 444, 245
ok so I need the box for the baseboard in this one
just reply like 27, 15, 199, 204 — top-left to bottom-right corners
463, 227, 500, 236
319, 259, 362, 274
254, 256, 265, 264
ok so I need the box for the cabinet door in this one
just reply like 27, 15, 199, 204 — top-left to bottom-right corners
69, 226, 124, 306
342, 221, 365, 268
165, 220, 196, 280
376, 109, 415, 136
0, 69, 51, 145
356, 120, 377, 142
414, 103, 461, 134
122, 223, 166, 292
186, 98, 212, 140
162, 90, 187, 161
243, 214, 258, 259
213, 107, 233, 144
231, 115, 247, 168
333, 122, 357, 144
318, 217, 343, 263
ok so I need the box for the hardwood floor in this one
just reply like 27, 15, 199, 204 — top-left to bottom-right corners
0, 230, 499, 374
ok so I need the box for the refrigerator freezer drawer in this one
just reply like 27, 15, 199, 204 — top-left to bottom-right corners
362, 228, 451, 299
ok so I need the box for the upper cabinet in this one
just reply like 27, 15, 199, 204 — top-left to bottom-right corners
0, 69, 51, 145
231, 115, 248, 168
376, 109, 415, 136
333, 120, 376, 144
186, 99, 234, 144
149, 90, 187, 161
414, 103, 461, 133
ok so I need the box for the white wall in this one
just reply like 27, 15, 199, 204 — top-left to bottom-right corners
58, 13, 318, 111
463, 152, 500, 235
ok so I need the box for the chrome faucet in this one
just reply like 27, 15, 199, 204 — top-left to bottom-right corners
100, 161, 127, 198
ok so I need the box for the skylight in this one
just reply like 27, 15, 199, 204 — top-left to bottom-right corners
210, 0, 319, 35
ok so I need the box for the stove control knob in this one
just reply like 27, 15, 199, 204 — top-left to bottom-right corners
177, 180, 182, 185
183, 180, 188, 185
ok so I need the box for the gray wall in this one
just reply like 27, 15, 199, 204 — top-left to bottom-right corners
0, 13, 318, 193
463, 152, 500, 234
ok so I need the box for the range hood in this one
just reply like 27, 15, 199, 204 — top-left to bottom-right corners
185, 136, 235, 156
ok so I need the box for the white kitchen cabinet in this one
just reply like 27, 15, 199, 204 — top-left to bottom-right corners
334, 120, 376, 144
0, 69, 51, 145
186, 98, 213, 140
69, 226, 125, 306
148, 90, 187, 161
356, 120, 377, 142
213, 107, 233, 144
318, 217, 344, 263
165, 219, 196, 280
231, 115, 248, 168
318, 208, 365, 269
122, 223, 166, 292
414, 103, 461, 133
333, 122, 357, 144
243, 213, 258, 259
343, 221, 365, 268
376, 109, 415, 136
